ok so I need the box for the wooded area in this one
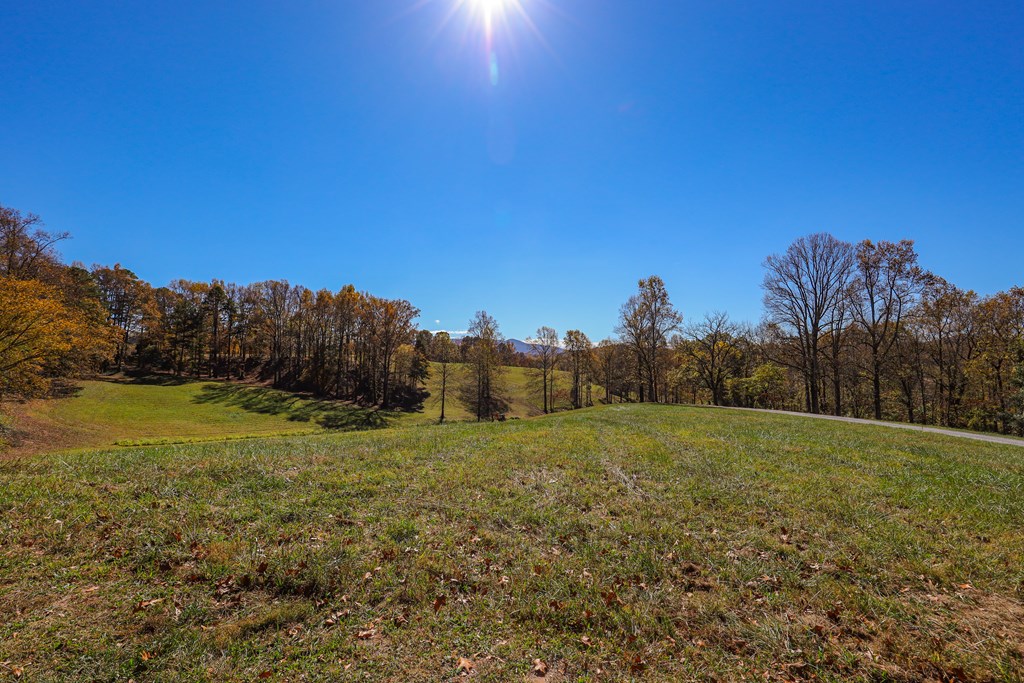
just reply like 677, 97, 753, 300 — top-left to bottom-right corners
2, 203, 1022, 434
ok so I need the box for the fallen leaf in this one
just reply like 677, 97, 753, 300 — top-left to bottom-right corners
456, 657, 475, 673
433, 595, 447, 612
627, 654, 646, 673
531, 659, 548, 677
132, 598, 164, 613
601, 590, 623, 607
141, 651, 153, 661
258, 671, 272, 680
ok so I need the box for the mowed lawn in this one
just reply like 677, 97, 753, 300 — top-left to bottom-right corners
1, 378, 388, 454
1, 405, 1023, 681
1, 365, 598, 455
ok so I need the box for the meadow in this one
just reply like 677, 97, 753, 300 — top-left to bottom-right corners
1, 404, 1022, 681
0, 364, 594, 455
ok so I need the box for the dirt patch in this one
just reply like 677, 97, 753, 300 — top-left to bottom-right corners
0, 398, 93, 459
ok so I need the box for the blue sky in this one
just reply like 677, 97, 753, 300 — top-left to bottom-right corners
2, 1, 1022, 340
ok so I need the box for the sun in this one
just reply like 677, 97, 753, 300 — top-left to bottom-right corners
462, 0, 519, 45
407, 0, 547, 85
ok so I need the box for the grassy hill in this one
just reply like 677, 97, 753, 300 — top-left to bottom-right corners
0, 364, 598, 454
2, 404, 1022, 681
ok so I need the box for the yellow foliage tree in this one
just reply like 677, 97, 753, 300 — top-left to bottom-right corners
0, 276, 114, 398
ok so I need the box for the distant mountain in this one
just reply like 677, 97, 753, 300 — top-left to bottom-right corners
507, 338, 535, 354
507, 338, 562, 355
450, 337, 560, 355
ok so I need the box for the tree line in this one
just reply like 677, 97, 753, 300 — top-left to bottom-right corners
2, 202, 1023, 435
524, 235, 1023, 436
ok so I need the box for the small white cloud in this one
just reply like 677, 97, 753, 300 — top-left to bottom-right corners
435, 319, 441, 325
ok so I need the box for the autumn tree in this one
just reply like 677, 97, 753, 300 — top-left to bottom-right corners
92, 264, 153, 371
762, 233, 854, 414
0, 205, 68, 282
461, 311, 506, 420
369, 297, 419, 407
974, 288, 1024, 431
616, 276, 682, 403
0, 277, 113, 398
684, 311, 743, 406
849, 240, 927, 419
1011, 340, 1024, 434
594, 339, 627, 403
562, 329, 592, 409
917, 278, 978, 427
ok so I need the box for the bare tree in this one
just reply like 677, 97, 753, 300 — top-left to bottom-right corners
431, 331, 457, 423
762, 233, 855, 414
531, 326, 560, 413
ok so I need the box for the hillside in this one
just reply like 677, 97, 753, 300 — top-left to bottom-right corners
2, 404, 1022, 680
0, 364, 600, 455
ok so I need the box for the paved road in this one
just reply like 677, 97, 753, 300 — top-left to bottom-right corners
697, 404, 1024, 448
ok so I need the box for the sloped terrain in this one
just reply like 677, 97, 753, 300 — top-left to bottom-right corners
1, 404, 1022, 681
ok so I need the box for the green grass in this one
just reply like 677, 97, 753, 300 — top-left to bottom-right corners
1, 377, 395, 453
1, 365, 600, 454
2, 404, 1023, 681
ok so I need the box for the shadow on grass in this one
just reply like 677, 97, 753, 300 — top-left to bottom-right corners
192, 383, 396, 431
118, 372, 195, 387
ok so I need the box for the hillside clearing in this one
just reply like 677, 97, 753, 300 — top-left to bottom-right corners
2, 404, 1023, 681
0, 365, 599, 456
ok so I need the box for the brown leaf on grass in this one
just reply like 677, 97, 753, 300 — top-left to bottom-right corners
601, 590, 624, 607
580, 636, 593, 647
456, 657, 475, 674
627, 654, 646, 673
356, 628, 376, 640
141, 651, 153, 661
433, 595, 447, 612
532, 565, 545, 576
531, 659, 548, 677
132, 598, 164, 613
258, 671, 272, 680
11, 666, 24, 677
256, 561, 268, 575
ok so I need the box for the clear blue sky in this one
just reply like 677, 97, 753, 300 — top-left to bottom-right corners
2, 1, 1022, 340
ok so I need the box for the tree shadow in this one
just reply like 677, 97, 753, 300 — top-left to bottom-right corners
192, 383, 397, 431
107, 371, 194, 387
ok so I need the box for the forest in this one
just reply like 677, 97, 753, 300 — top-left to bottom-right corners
2, 201, 1023, 435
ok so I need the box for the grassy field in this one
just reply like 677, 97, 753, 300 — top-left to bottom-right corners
1, 404, 1022, 681
0, 364, 597, 455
